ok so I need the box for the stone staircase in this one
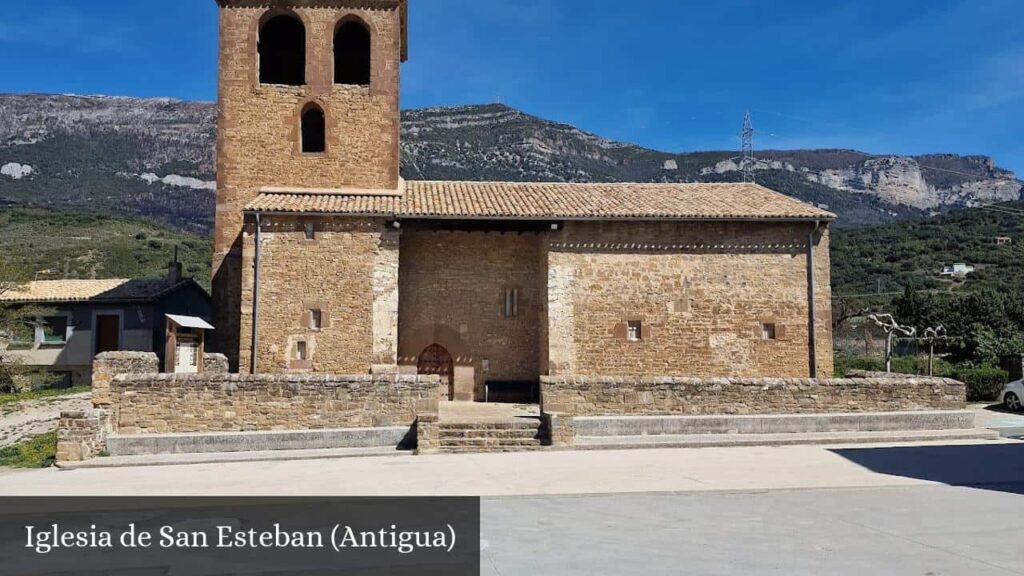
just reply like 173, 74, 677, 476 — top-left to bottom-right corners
436, 402, 550, 453
438, 419, 549, 453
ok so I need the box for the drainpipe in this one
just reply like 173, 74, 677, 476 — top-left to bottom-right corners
806, 220, 821, 379
250, 213, 262, 375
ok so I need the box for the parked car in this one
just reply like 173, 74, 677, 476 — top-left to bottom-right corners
1001, 380, 1023, 411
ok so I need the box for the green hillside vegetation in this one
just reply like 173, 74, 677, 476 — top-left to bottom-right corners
832, 200, 1024, 298
0, 208, 212, 289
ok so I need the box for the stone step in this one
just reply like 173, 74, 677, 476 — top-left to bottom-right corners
439, 437, 545, 446
439, 429, 541, 439
575, 428, 1001, 450
437, 445, 552, 454
439, 421, 542, 431
58, 447, 407, 470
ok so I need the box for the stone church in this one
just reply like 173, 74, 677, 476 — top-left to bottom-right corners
212, 0, 835, 402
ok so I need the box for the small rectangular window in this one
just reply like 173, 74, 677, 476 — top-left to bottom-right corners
295, 341, 308, 361
762, 323, 777, 340
627, 321, 643, 342
42, 316, 68, 345
504, 289, 519, 318
304, 222, 316, 240
310, 309, 322, 330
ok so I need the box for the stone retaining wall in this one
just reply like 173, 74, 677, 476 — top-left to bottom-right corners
112, 373, 441, 434
541, 376, 966, 417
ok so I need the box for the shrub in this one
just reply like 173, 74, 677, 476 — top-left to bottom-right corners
950, 364, 1008, 402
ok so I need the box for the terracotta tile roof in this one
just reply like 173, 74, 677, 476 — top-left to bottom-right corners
0, 278, 196, 304
245, 181, 836, 221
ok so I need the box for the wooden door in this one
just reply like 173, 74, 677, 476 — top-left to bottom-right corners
417, 344, 454, 400
95, 315, 121, 354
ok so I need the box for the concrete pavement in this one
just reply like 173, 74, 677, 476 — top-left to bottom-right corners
2, 438, 1021, 496
481, 485, 1024, 575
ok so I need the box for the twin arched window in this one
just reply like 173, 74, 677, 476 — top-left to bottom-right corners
259, 15, 306, 86
258, 13, 371, 87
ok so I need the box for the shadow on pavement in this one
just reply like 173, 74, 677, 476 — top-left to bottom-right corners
831, 443, 1024, 495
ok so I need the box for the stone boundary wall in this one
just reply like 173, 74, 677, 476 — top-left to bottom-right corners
91, 352, 160, 407
112, 373, 440, 435
541, 376, 966, 417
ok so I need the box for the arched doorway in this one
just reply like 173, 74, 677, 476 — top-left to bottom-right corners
417, 344, 454, 400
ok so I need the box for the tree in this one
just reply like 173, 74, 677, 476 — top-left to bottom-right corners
0, 262, 56, 392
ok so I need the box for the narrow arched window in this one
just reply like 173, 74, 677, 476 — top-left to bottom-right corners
334, 20, 371, 85
259, 14, 306, 86
301, 105, 326, 153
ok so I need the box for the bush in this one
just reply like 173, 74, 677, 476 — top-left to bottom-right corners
950, 364, 1008, 402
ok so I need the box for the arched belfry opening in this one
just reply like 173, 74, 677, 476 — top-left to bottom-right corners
301, 104, 326, 153
259, 14, 306, 86
334, 20, 371, 85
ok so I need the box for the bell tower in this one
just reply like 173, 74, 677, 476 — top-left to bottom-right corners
212, 0, 408, 368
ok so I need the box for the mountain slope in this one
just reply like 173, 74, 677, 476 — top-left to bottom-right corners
1, 94, 1020, 232
831, 200, 1024, 299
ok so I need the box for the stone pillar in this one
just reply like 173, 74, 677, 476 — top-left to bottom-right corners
91, 351, 159, 408
203, 353, 231, 374
56, 409, 110, 463
541, 411, 575, 448
546, 250, 577, 376
372, 226, 400, 372
414, 398, 440, 455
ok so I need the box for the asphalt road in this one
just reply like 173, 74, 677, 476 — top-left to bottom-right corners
482, 484, 1024, 576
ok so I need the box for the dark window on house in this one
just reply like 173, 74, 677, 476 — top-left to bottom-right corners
301, 105, 326, 153
334, 20, 371, 85
295, 341, 308, 361
304, 222, 316, 240
310, 309, 322, 330
627, 321, 643, 342
504, 289, 519, 318
42, 316, 68, 345
762, 323, 777, 340
259, 14, 306, 86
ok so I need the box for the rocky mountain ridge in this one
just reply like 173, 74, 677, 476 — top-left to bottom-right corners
1, 94, 1019, 232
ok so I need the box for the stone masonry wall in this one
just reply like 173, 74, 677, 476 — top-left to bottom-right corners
239, 217, 391, 374
547, 220, 833, 378
56, 409, 110, 462
91, 352, 160, 407
213, 3, 403, 366
111, 373, 439, 435
541, 375, 966, 416
398, 229, 543, 400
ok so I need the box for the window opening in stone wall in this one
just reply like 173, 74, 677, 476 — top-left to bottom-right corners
310, 309, 322, 330
259, 14, 306, 86
301, 105, 326, 153
304, 222, 316, 240
504, 288, 519, 318
762, 323, 777, 340
334, 20, 371, 85
627, 321, 643, 342
295, 341, 308, 361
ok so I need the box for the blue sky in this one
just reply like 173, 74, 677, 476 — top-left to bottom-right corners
0, 0, 1021, 173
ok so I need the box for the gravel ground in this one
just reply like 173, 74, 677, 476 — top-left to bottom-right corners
0, 393, 91, 448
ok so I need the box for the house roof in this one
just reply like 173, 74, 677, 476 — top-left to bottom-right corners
0, 278, 201, 305
244, 181, 837, 222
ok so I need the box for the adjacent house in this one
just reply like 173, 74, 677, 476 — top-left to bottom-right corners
0, 262, 210, 387
940, 263, 975, 277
